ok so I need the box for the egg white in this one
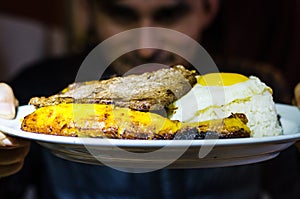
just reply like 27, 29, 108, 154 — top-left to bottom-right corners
169, 76, 270, 122
168, 75, 282, 137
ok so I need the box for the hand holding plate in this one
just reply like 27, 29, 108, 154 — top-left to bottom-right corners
0, 83, 30, 177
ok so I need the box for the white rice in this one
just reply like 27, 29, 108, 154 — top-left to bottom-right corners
183, 91, 282, 137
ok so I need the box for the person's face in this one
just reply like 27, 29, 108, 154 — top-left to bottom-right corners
90, 0, 218, 75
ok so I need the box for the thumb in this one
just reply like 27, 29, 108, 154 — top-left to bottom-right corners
0, 83, 18, 119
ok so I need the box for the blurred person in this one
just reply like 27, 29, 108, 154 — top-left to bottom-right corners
0, 0, 300, 198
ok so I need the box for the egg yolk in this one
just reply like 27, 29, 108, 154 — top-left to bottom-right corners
197, 73, 249, 86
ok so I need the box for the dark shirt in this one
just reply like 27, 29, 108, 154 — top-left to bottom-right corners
1, 53, 299, 199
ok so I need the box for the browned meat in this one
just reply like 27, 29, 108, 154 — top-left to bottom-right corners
29, 65, 197, 111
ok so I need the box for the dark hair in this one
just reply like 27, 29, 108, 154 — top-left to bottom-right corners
91, 0, 212, 12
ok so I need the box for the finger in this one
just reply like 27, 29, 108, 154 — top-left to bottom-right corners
0, 132, 30, 148
0, 83, 18, 119
0, 161, 24, 178
295, 83, 300, 107
0, 145, 30, 165
0, 131, 12, 147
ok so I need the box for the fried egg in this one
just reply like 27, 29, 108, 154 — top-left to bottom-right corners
168, 73, 282, 137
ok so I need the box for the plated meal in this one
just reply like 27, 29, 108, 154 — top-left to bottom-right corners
0, 66, 298, 168
21, 65, 282, 140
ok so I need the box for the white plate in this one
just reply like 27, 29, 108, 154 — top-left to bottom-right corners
0, 104, 299, 170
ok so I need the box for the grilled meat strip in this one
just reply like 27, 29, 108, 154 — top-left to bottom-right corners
29, 65, 197, 111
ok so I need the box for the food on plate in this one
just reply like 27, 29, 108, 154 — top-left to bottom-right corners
21, 103, 250, 139
168, 73, 283, 137
21, 65, 281, 139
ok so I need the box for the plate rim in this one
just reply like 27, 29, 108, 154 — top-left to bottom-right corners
0, 103, 299, 147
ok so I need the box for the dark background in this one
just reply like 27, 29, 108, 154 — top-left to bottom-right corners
1, 0, 299, 94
